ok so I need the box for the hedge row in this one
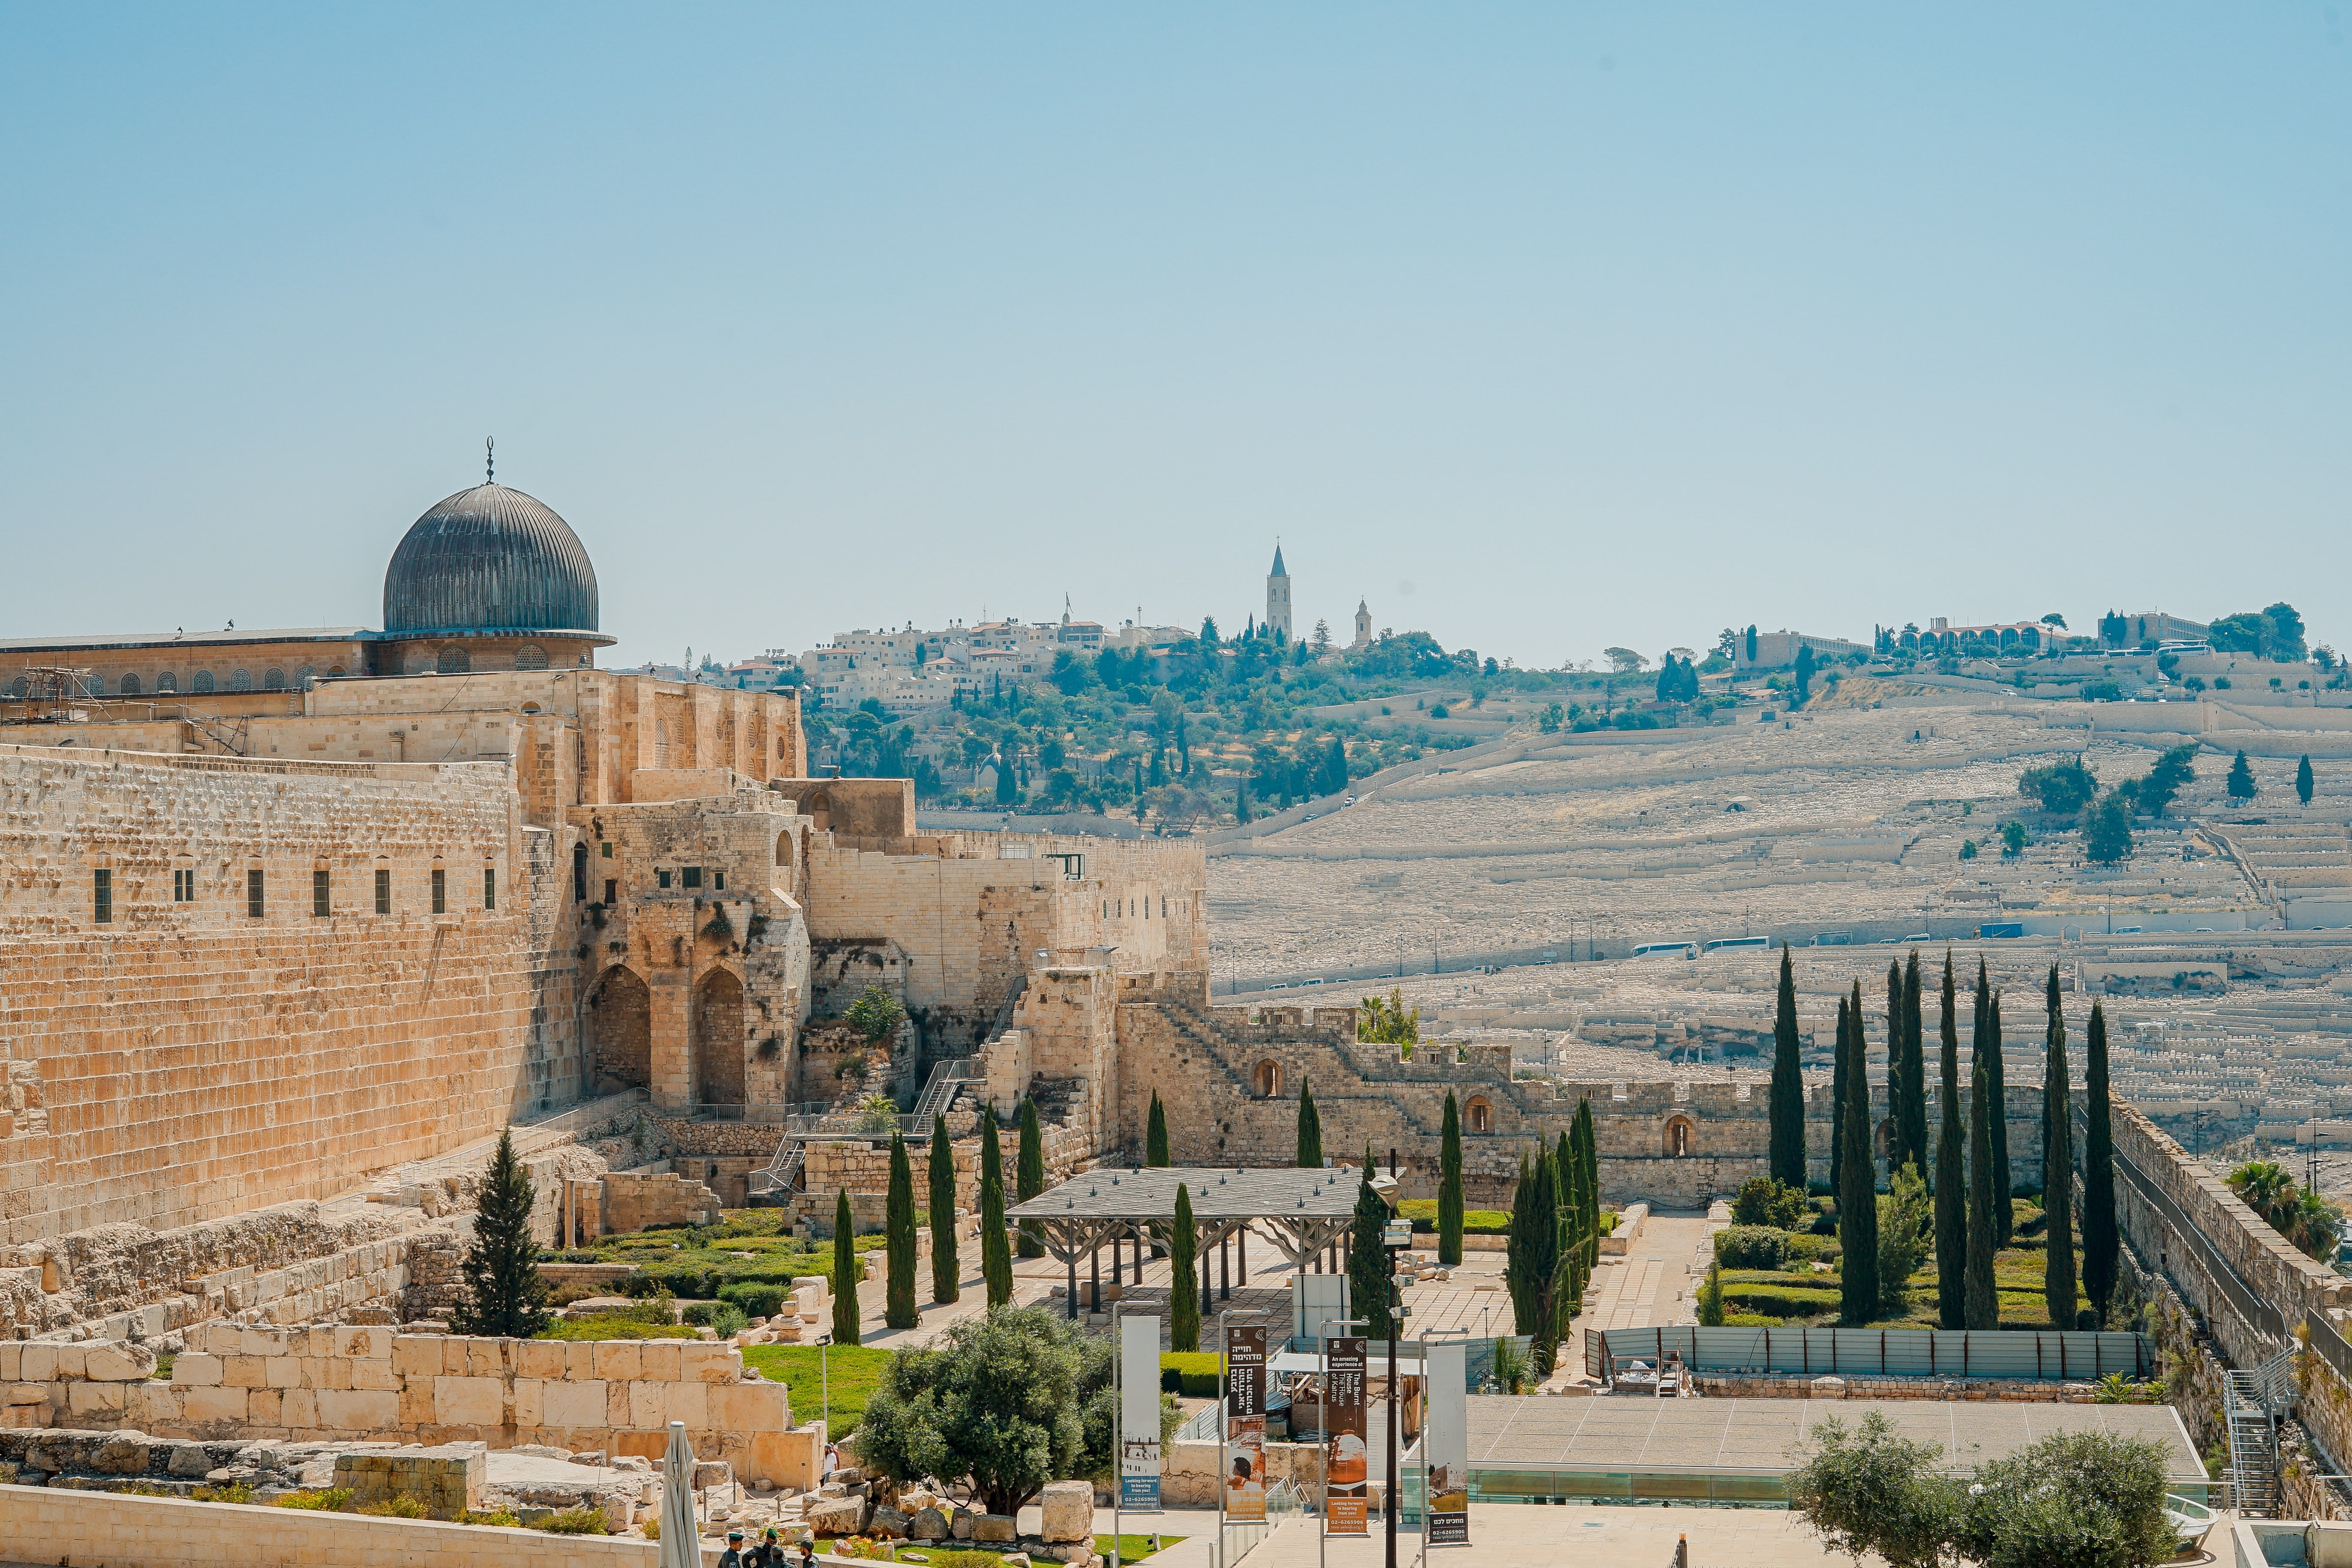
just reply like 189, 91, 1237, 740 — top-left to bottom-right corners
1719, 1283, 1841, 1317
1160, 1351, 1222, 1398
1396, 1200, 1512, 1236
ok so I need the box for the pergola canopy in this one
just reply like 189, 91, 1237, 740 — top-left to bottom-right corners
1006, 1165, 1398, 1273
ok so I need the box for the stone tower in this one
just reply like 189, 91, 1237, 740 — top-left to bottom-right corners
1265, 544, 1292, 639
1354, 599, 1371, 648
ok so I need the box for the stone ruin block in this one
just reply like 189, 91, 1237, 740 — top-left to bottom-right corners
334, 1441, 486, 1515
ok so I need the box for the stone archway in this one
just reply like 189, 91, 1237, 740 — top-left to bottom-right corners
588, 965, 651, 1088
694, 968, 747, 1106
1253, 1060, 1283, 1098
1465, 1096, 1494, 1135
1663, 1113, 1697, 1157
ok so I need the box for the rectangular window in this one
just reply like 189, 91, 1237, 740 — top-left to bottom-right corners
601, 841, 612, 858
657, 869, 672, 889
603, 878, 617, 905
93, 868, 112, 924
313, 870, 331, 917
431, 868, 447, 914
247, 869, 264, 918
683, 866, 703, 889
173, 868, 194, 903
483, 867, 496, 910
713, 869, 725, 891
375, 868, 391, 915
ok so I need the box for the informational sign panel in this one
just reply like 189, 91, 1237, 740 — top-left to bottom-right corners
1223, 1323, 1268, 1524
1324, 1336, 1368, 1536
1425, 1341, 1468, 1545
1120, 1313, 1163, 1512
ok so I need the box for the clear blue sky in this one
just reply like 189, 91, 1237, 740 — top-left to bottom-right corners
5, 5, 2348, 672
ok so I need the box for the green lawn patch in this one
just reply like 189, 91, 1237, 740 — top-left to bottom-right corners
535, 1313, 700, 1342
741, 1343, 892, 1437
1098, 1534, 1187, 1562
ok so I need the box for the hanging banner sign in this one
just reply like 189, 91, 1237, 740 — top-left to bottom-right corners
1425, 1341, 1468, 1545
1223, 1322, 1268, 1524
1120, 1313, 1163, 1512
1324, 1336, 1368, 1536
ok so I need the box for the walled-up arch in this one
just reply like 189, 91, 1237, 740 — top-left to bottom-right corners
776, 830, 795, 868
1253, 1060, 1283, 1098
587, 965, 652, 1088
694, 967, 747, 1106
1663, 1113, 1697, 1157
1465, 1096, 1494, 1135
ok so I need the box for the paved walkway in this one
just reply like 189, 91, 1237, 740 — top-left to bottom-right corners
1558, 1208, 1722, 1387
1223, 1502, 1880, 1567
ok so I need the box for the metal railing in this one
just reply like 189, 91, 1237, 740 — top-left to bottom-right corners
1216, 1480, 1300, 1568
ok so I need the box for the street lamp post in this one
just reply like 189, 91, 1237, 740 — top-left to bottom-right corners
1381, 1216, 1413, 1568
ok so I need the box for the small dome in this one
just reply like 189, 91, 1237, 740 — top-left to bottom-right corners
383, 483, 599, 635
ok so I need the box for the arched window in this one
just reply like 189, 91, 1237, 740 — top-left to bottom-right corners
654, 720, 672, 767
1465, 1096, 1494, 1135
119, 674, 140, 696
520, 701, 541, 714
1663, 1114, 1696, 1158
229, 669, 253, 692
327, 665, 346, 678
154, 672, 178, 693
6, 677, 26, 699
192, 671, 215, 693
295, 665, 315, 690
513, 644, 547, 671
776, 830, 795, 868
438, 645, 469, 675
1253, 1060, 1283, 1098
263, 668, 288, 692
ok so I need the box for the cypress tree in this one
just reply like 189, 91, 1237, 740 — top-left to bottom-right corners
2042, 965, 2078, 1330
831, 1189, 861, 1346
2299, 755, 2317, 807
2082, 1001, 2120, 1322
1934, 951, 1967, 1330
1836, 990, 1880, 1323
927, 1112, 959, 1304
1170, 1183, 1201, 1352
1347, 1162, 1397, 1345
884, 1133, 918, 1329
1503, 1150, 1539, 1332
1437, 1091, 1464, 1266
1900, 950, 1928, 1174
451, 1127, 552, 1338
1297, 1078, 1324, 1168
1504, 1150, 1560, 1372
1986, 982, 2012, 1245
1768, 947, 1808, 1188
1146, 1090, 1170, 1167
979, 1110, 1013, 1306
1829, 985, 1849, 1186
1016, 1097, 1046, 1258
1964, 1003, 1998, 1330
1575, 1096, 1600, 1270
1885, 959, 1907, 1174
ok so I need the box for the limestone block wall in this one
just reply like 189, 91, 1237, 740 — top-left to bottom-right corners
602, 1170, 723, 1231
9, 1322, 806, 1483
0, 746, 570, 1249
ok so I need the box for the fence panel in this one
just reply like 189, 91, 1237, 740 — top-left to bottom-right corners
1588, 1325, 2153, 1381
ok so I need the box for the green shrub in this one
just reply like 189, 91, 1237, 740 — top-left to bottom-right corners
276, 1486, 355, 1511
1160, 1351, 1222, 1398
721, 1282, 790, 1318
355, 1495, 429, 1518
1782, 1232, 1839, 1264
681, 1301, 749, 1337
459, 1507, 525, 1526
1731, 1176, 1809, 1229
190, 1482, 255, 1504
1722, 1311, 1785, 1327
1714, 1226, 1788, 1270
1719, 1282, 1841, 1317
538, 1506, 612, 1534
1398, 1199, 1511, 1235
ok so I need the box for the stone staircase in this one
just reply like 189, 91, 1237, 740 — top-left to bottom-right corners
2224, 1346, 2296, 1516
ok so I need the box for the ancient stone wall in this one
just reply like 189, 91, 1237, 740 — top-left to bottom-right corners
0, 746, 561, 1249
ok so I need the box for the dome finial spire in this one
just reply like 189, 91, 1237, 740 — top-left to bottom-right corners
484, 436, 495, 485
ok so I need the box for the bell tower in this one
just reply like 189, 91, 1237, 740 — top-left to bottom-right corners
1265, 543, 1292, 639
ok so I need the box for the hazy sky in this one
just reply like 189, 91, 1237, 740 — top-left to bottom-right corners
5, 6, 2348, 672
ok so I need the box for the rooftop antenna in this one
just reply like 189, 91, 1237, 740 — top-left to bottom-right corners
485, 436, 495, 484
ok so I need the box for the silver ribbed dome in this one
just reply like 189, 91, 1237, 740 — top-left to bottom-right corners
383, 483, 599, 635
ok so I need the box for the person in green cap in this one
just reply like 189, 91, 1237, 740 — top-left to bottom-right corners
719, 1529, 749, 1568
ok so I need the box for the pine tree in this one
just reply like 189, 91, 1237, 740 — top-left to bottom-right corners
1836, 990, 1880, 1323
1016, 1097, 1046, 1259
2082, 1001, 2120, 1322
832, 1190, 862, 1346
927, 1112, 960, 1304
1437, 1091, 1464, 1267
1146, 1090, 1171, 1168
1348, 1163, 1397, 1346
1934, 951, 1967, 1330
1170, 1183, 1201, 1352
451, 1127, 552, 1338
979, 1111, 1013, 1307
1885, 959, 1907, 1175
1983, 969, 2013, 1246
2229, 749, 2258, 800
885, 1133, 918, 1330
1964, 1007, 1998, 1330
2299, 755, 2317, 806
1768, 947, 1808, 1188
1297, 1078, 1324, 1169
1900, 950, 1928, 1173
2042, 966, 2078, 1330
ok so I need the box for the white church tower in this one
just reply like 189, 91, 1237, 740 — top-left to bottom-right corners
1354, 598, 1372, 648
1265, 543, 1292, 639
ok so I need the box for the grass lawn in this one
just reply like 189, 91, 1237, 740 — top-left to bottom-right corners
1711, 1199, 2094, 1330
741, 1343, 893, 1436
1097, 1535, 1186, 1562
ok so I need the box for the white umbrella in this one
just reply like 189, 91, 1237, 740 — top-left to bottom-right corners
660, 1420, 699, 1568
